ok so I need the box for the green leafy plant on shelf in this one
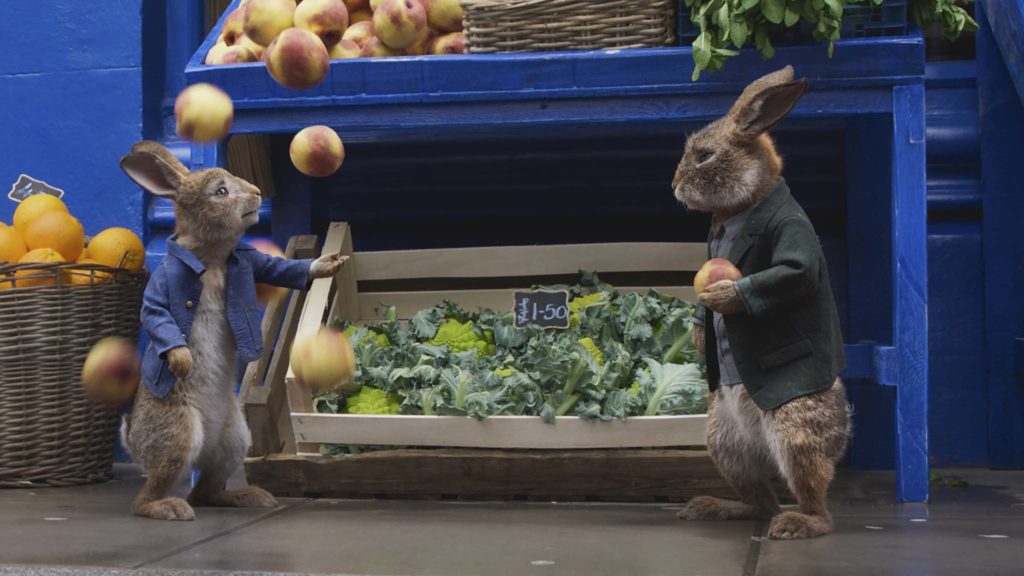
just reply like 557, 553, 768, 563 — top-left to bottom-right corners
685, 0, 979, 80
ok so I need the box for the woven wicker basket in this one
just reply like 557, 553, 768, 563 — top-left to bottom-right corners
0, 262, 146, 488
462, 0, 676, 54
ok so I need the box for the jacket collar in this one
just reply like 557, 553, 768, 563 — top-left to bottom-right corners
166, 234, 207, 275
727, 178, 792, 264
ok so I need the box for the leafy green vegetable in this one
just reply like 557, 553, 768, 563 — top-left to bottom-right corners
320, 273, 708, 429
685, 0, 978, 79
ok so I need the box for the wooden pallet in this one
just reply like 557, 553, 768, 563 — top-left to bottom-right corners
240, 222, 730, 500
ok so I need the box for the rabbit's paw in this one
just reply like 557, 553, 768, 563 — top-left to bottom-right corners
202, 486, 279, 508
678, 496, 759, 521
768, 511, 833, 540
697, 280, 746, 315
309, 252, 350, 279
135, 497, 195, 521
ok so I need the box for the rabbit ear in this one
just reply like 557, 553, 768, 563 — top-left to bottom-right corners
730, 77, 808, 139
119, 141, 189, 198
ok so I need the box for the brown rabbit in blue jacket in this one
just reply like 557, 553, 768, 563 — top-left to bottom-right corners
672, 67, 851, 539
119, 141, 347, 520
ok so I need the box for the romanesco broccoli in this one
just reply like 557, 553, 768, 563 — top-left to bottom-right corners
344, 387, 402, 415
426, 319, 495, 355
569, 292, 606, 325
344, 325, 391, 348
578, 337, 605, 366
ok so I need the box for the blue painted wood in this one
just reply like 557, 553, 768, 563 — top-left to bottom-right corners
1016, 338, 1024, 374
977, 3, 1024, 468
183, 1, 924, 139
892, 84, 929, 502
978, 0, 1024, 106
841, 344, 897, 386
923, 63, 986, 467
928, 224, 988, 466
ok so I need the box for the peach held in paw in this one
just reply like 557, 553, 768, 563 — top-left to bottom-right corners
265, 28, 330, 90
373, 0, 427, 50
693, 258, 742, 295
249, 238, 289, 306
290, 126, 345, 177
243, 0, 297, 46
81, 337, 141, 408
294, 0, 349, 48
174, 83, 234, 143
290, 327, 358, 393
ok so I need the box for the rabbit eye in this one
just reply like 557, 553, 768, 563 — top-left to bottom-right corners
215, 187, 228, 197
695, 150, 714, 164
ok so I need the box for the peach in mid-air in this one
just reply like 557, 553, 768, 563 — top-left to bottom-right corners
290, 126, 345, 177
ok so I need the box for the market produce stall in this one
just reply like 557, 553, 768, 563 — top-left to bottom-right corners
163, 0, 931, 501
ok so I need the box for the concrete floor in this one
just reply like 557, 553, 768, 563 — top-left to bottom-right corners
0, 466, 1021, 576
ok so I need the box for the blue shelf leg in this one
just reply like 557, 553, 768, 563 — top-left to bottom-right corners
978, 1, 1024, 468
892, 83, 929, 502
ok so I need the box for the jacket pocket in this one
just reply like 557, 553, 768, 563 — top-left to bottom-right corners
142, 345, 175, 397
142, 345, 164, 383
758, 339, 814, 370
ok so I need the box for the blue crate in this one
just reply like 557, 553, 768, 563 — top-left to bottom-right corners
677, 1, 909, 47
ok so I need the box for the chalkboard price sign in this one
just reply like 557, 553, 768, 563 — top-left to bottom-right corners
513, 290, 570, 330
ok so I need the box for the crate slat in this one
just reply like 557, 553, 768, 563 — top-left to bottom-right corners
353, 242, 707, 281
292, 413, 707, 449
241, 235, 318, 456
357, 286, 698, 321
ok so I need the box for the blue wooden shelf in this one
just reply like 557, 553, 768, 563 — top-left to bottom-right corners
184, 2, 924, 140
178, 0, 930, 503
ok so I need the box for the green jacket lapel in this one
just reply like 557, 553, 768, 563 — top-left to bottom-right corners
728, 179, 792, 266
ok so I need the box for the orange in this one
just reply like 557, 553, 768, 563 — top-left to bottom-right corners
0, 225, 27, 264
23, 211, 85, 262
68, 258, 111, 286
9, 248, 66, 288
86, 227, 145, 271
13, 194, 68, 235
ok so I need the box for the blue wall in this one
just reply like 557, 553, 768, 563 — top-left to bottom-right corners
0, 2, 144, 236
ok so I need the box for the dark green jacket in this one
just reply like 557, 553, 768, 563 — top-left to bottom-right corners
696, 179, 845, 410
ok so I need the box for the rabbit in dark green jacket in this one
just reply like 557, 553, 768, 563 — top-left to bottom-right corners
671, 67, 851, 540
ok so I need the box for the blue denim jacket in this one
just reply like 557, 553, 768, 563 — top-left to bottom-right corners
140, 236, 313, 398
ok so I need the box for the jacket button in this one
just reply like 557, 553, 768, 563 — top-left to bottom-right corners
186, 300, 194, 309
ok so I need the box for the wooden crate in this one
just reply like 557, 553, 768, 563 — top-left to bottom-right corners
241, 222, 728, 501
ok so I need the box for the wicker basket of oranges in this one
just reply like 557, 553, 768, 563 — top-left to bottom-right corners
0, 195, 147, 487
